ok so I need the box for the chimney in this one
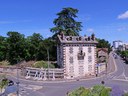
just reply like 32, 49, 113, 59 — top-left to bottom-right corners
60, 32, 64, 40
91, 33, 95, 41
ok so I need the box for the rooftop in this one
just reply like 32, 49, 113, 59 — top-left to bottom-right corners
57, 32, 98, 44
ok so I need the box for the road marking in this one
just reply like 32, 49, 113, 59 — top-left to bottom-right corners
113, 79, 128, 82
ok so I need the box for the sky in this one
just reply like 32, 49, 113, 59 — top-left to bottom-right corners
0, 0, 128, 43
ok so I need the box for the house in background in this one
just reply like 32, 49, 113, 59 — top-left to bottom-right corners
97, 48, 108, 63
113, 40, 123, 50
97, 48, 108, 74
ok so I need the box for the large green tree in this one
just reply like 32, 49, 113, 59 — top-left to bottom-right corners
26, 33, 43, 61
0, 32, 58, 64
6, 31, 26, 64
50, 7, 82, 37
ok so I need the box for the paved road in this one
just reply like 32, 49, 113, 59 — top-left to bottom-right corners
5, 51, 128, 96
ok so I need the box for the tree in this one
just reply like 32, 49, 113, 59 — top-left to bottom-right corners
97, 39, 112, 53
0, 36, 7, 61
120, 51, 128, 62
50, 7, 82, 37
42, 38, 57, 61
6, 31, 25, 64
26, 33, 43, 61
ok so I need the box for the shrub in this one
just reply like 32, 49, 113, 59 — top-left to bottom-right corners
123, 93, 128, 96
32, 60, 55, 68
0, 61, 10, 66
0, 75, 8, 93
67, 85, 111, 96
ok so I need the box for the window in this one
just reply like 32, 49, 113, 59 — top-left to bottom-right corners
88, 65, 92, 71
69, 47, 73, 54
88, 56, 92, 63
69, 66, 74, 73
69, 56, 73, 64
88, 47, 92, 53
79, 66, 84, 75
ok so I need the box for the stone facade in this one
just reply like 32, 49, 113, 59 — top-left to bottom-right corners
97, 48, 108, 63
57, 32, 98, 79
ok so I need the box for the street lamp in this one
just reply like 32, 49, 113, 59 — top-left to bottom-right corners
16, 60, 21, 96
42, 41, 50, 80
16, 61, 20, 96
46, 48, 50, 80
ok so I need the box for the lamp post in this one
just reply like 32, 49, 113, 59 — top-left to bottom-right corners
46, 48, 50, 80
42, 41, 50, 80
16, 61, 20, 96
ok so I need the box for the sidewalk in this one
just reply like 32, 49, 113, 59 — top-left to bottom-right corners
107, 52, 116, 75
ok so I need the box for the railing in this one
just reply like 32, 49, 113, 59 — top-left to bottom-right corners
23, 67, 64, 80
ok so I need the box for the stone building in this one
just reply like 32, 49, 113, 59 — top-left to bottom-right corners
97, 48, 108, 74
57, 32, 98, 79
97, 48, 108, 63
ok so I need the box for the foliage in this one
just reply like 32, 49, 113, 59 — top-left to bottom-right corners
68, 85, 111, 96
6, 31, 26, 64
42, 38, 57, 61
32, 60, 55, 68
0, 31, 112, 66
120, 51, 128, 58
68, 87, 89, 96
0, 32, 57, 65
97, 38, 112, 53
117, 50, 128, 63
0, 61, 10, 66
123, 93, 128, 96
50, 7, 82, 37
0, 75, 8, 92
26, 33, 44, 61
0, 36, 8, 61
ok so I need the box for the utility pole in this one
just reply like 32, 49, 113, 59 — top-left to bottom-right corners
47, 48, 50, 80
16, 61, 20, 96
42, 41, 50, 80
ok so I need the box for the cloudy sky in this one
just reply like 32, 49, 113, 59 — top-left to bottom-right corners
0, 0, 128, 43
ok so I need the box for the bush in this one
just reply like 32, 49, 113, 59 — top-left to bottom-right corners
123, 93, 128, 96
0, 75, 8, 93
67, 85, 111, 96
0, 61, 10, 66
68, 87, 89, 96
32, 60, 55, 68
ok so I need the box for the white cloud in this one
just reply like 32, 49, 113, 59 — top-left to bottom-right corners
86, 28, 94, 32
118, 11, 128, 19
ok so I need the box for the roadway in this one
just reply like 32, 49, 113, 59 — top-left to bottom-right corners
6, 51, 128, 96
